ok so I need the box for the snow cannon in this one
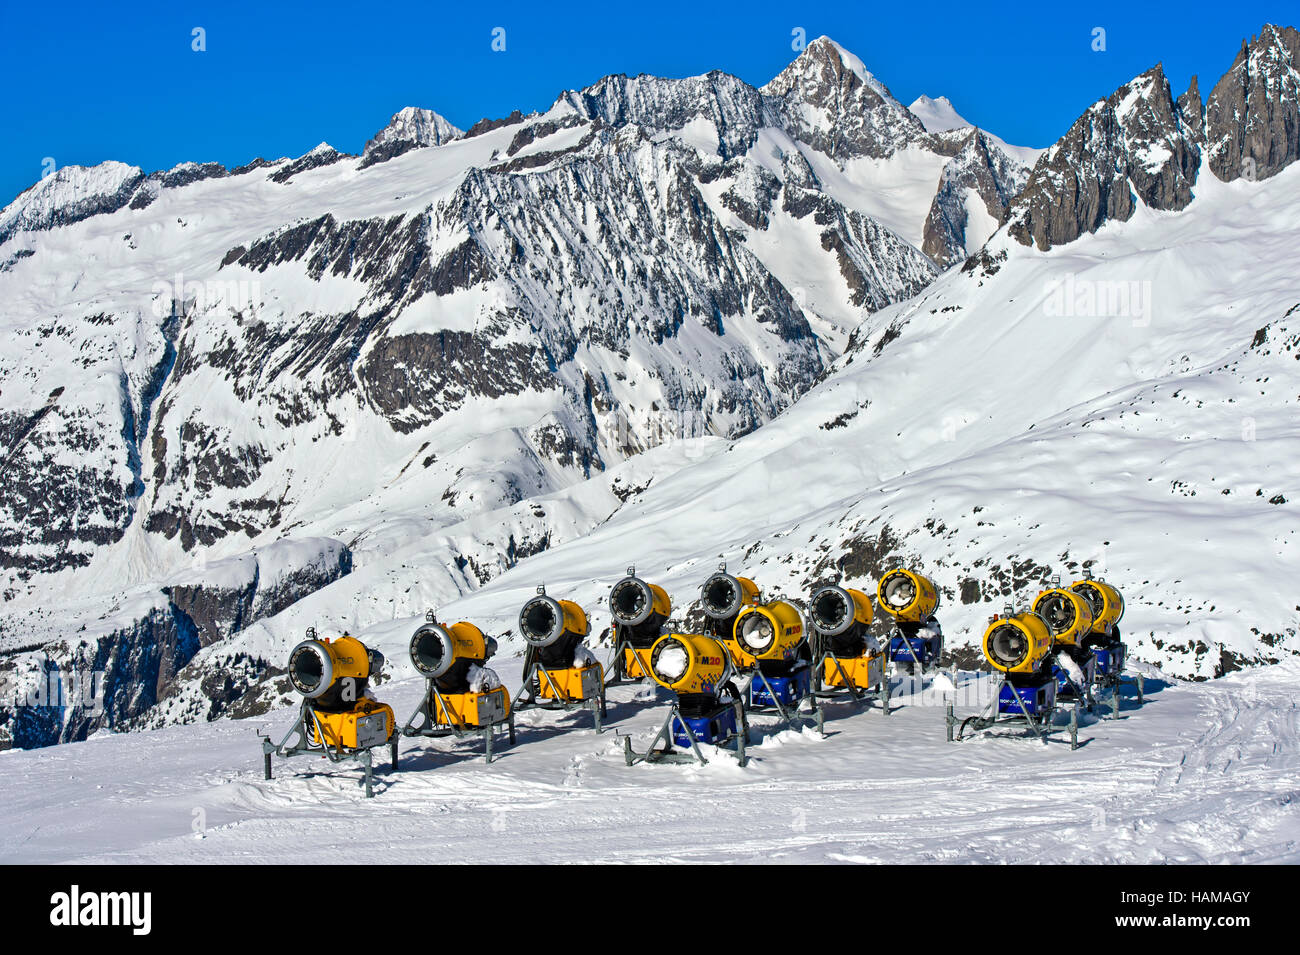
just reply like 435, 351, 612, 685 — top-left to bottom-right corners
982, 610, 1058, 720
947, 608, 1083, 749
607, 567, 672, 683
877, 569, 943, 672
622, 632, 747, 767
1068, 573, 1125, 642
1033, 587, 1098, 701
260, 629, 397, 797
808, 585, 889, 711
401, 611, 513, 762
699, 563, 762, 668
409, 618, 497, 692
513, 586, 606, 733
1068, 571, 1137, 711
731, 600, 817, 719
518, 590, 589, 669
982, 611, 1054, 676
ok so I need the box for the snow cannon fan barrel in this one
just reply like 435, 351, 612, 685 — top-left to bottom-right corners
288, 632, 384, 712
518, 590, 590, 669
876, 569, 940, 623
809, 585, 874, 657
1032, 588, 1095, 647
733, 600, 806, 666
981, 612, 1054, 676
609, 570, 672, 647
700, 565, 761, 632
648, 633, 733, 699
409, 615, 498, 693
1069, 575, 1125, 642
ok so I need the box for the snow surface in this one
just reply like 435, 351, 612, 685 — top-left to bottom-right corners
1, 658, 1295, 863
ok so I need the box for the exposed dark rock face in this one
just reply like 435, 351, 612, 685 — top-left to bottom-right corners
1206, 24, 1300, 182
923, 130, 1032, 266
559, 71, 766, 160
269, 144, 346, 183
1006, 65, 1203, 251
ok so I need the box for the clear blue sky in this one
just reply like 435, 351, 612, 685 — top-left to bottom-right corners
1, 1, 1293, 204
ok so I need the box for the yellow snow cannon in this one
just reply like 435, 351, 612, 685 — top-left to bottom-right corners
647, 633, 732, 696
259, 629, 397, 797
808, 585, 888, 707
877, 568, 944, 672
698, 563, 762, 668
732, 599, 817, 725
732, 599, 806, 668
622, 632, 748, 767
876, 568, 939, 623
950, 609, 1080, 748
514, 586, 606, 732
981, 611, 1054, 676
1068, 574, 1125, 639
1032, 588, 1095, 648
401, 612, 513, 761
607, 567, 672, 683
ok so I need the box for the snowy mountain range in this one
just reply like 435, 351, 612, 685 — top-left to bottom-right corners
1, 27, 1297, 750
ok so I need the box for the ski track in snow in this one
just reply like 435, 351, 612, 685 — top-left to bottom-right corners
1, 659, 1295, 864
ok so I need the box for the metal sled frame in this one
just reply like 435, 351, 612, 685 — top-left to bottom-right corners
744, 664, 826, 735
258, 699, 398, 798
603, 632, 654, 687
621, 697, 749, 768
946, 675, 1083, 751
512, 663, 607, 734
1095, 667, 1145, 719
401, 681, 515, 763
810, 651, 892, 717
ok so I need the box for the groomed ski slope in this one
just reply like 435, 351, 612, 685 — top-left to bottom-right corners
1, 657, 1296, 864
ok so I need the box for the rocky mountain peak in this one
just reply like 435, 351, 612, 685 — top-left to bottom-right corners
1005, 62, 1202, 251
1205, 23, 1300, 182
360, 106, 462, 168
762, 36, 926, 161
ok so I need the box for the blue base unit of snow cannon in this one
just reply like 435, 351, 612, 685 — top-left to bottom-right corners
890, 634, 939, 667
1053, 653, 1097, 697
998, 678, 1056, 716
749, 668, 811, 708
671, 705, 739, 747
1092, 644, 1126, 680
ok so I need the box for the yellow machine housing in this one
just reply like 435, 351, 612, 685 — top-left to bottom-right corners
1032, 589, 1095, 647
622, 646, 654, 680
536, 663, 605, 703
820, 652, 886, 690
308, 698, 395, 750
433, 686, 512, 728
982, 612, 1054, 675
1069, 577, 1124, 635
876, 569, 940, 623
732, 600, 805, 666
648, 634, 731, 695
